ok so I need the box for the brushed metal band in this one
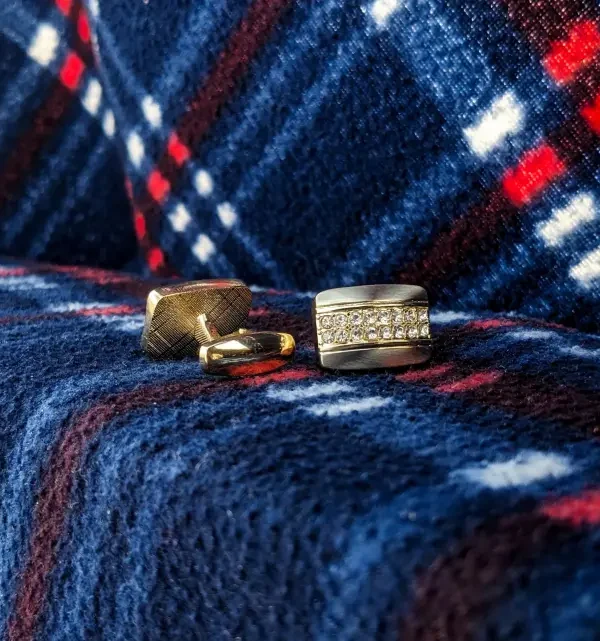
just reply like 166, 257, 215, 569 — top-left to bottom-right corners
312, 284, 432, 370
199, 331, 295, 377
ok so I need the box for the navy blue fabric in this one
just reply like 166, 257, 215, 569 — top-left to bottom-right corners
1, 259, 600, 640
0, 0, 136, 269
2, 0, 600, 638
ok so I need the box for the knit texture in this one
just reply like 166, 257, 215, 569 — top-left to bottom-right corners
2, 0, 600, 327
1, 258, 600, 641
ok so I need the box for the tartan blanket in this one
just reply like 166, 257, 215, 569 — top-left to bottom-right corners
2, 0, 600, 638
1, 0, 600, 329
1, 258, 599, 641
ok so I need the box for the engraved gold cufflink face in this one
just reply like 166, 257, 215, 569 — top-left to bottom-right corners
141, 279, 296, 376
141, 280, 252, 359
312, 284, 432, 370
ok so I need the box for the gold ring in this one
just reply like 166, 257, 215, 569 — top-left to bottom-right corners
312, 284, 432, 370
199, 329, 296, 377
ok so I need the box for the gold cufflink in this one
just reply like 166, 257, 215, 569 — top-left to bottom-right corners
141, 279, 252, 359
312, 284, 432, 370
141, 279, 295, 376
198, 321, 295, 377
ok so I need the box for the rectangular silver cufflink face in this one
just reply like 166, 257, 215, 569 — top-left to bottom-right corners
312, 284, 432, 371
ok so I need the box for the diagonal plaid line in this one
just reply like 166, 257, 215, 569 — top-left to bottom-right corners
6, 366, 315, 641
398, 84, 600, 290
392, 7, 600, 293
28, 136, 112, 256
134, 0, 295, 274
2, 110, 102, 247
54, 0, 94, 67
502, 0, 599, 52
0, 1, 91, 213
399, 512, 581, 641
173, 0, 293, 152
0, 81, 74, 212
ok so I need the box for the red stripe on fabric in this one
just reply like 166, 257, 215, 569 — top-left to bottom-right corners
136, 0, 294, 272
134, 211, 147, 239
167, 133, 191, 166
435, 370, 502, 393
398, 189, 517, 287
248, 307, 272, 317
456, 372, 599, 433
59, 52, 86, 91
254, 288, 298, 296
58, 0, 94, 67
0, 81, 73, 211
548, 110, 597, 165
542, 490, 600, 526
581, 91, 600, 133
401, 115, 598, 288
75, 304, 139, 317
0, 267, 28, 277
0, 305, 143, 326
397, 363, 455, 382
466, 318, 520, 330
48, 264, 144, 286
77, 11, 91, 44
7, 366, 315, 641
0, 263, 153, 299
501, 0, 599, 50
502, 143, 566, 206
399, 512, 576, 641
55, 0, 72, 15
544, 21, 600, 84
174, 0, 293, 150
147, 170, 171, 204
242, 365, 319, 386
147, 246, 166, 271
0, 0, 91, 211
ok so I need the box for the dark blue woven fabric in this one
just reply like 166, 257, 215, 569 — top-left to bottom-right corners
3, 1, 600, 639
1, 259, 600, 641
2, 0, 600, 327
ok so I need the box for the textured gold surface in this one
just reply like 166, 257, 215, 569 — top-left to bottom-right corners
312, 284, 432, 371
199, 331, 295, 377
141, 280, 252, 359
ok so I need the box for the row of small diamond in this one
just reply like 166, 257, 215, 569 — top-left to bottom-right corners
317, 306, 430, 347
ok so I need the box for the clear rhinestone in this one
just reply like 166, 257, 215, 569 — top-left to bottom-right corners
335, 329, 348, 343
321, 331, 334, 344
379, 326, 392, 340
335, 313, 348, 327
367, 326, 378, 341
349, 311, 362, 326
366, 310, 378, 325
394, 326, 406, 339
350, 328, 363, 343
393, 308, 404, 324
419, 323, 430, 338
407, 326, 418, 339
377, 309, 391, 324
417, 308, 428, 322
320, 316, 333, 329
405, 308, 417, 323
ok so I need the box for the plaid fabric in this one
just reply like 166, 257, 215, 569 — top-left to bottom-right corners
2, 0, 600, 327
3, 2, 600, 639
1, 258, 600, 641
0, 0, 136, 268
